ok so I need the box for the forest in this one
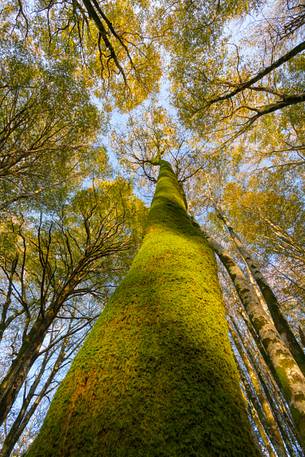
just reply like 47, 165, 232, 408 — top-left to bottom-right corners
0, 0, 304, 455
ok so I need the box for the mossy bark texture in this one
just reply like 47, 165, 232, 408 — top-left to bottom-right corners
26, 161, 257, 457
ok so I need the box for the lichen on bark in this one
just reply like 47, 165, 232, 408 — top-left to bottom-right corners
26, 160, 258, 457
204, 232, 305, 449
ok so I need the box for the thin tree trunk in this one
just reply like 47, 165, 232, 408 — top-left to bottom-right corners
26, 160, 258, 457
1, 342, 67, 457
231, 313, 300, 457
239, 371, 276, 456
218, 210, 305, 378
204, 232, 305, 449
233, 312, 302, 456
0, 266, 85, 425
228, 317, 286, 457
0, 310, 56, 426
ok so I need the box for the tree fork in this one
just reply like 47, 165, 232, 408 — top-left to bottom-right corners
26, 160, 257, 457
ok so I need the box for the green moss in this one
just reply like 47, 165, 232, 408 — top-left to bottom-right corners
26, 160, 258, 456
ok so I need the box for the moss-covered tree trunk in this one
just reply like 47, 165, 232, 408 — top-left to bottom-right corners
26, 161, 257, 457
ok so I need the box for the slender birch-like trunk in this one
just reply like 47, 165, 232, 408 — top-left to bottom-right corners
26, 161, 257, 457
228, 318, 286, 457
218, 210, 305, 377
205, 233, 305, 449
232, 314, 301, 456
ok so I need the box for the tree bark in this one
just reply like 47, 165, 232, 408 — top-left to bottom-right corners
26, 160, 258, 457
228, 318, 286, 457
233, 312, 301, 456
0, 309, 56, 426
205, 232, 305, 449
0, 255, 94, 425
1, 340, 67, 457
230, 314, 299, 456
218, 210, 305, 378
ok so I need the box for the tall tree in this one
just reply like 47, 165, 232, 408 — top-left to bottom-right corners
0, 179, 143, 427
1, 0, 305, 454
203, 231, 305, 446
25, 160, 258, 456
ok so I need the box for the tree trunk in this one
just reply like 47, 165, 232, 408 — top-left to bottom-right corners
0, 281, 78, 425
0, 310, 55, 426
233, 312, 302, 455
26, 160, 258, 457
218, 209, 305, 378
239, 373, 276, 457
1, 341, 67, 457
228, 318, 286, 457
205, 232, 305, 449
